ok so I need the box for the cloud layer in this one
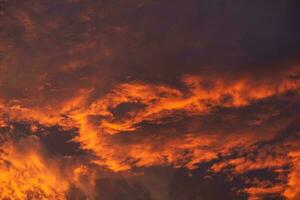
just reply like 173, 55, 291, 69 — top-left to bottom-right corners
0, 0, 299, 199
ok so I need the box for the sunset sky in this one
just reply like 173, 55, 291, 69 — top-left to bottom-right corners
0, 0, 299, 199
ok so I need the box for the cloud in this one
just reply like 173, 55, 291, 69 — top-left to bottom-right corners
0, 136, 69, 199
0, 69, 298, 199
0, 0, 299, 199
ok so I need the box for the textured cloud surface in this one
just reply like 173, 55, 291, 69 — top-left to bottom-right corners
0, 0, 299, 199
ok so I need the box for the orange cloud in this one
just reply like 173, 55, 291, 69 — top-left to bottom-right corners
283, 147, 300, 200
0, 70, 298, 198
85, 72, 299, 135
0, 136, 69, 199
1, 71, 299, 171
1, 1, 299, 198
243, 184, 284, 200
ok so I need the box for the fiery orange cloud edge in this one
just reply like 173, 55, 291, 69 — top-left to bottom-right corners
0, 69, 299, 199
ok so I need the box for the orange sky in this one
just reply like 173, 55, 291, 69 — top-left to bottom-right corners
0, 0, 299, 199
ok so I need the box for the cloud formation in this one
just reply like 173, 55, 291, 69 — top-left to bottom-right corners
0, 0, 299, 199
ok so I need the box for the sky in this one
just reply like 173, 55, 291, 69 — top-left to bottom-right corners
0, 0, 299, 199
